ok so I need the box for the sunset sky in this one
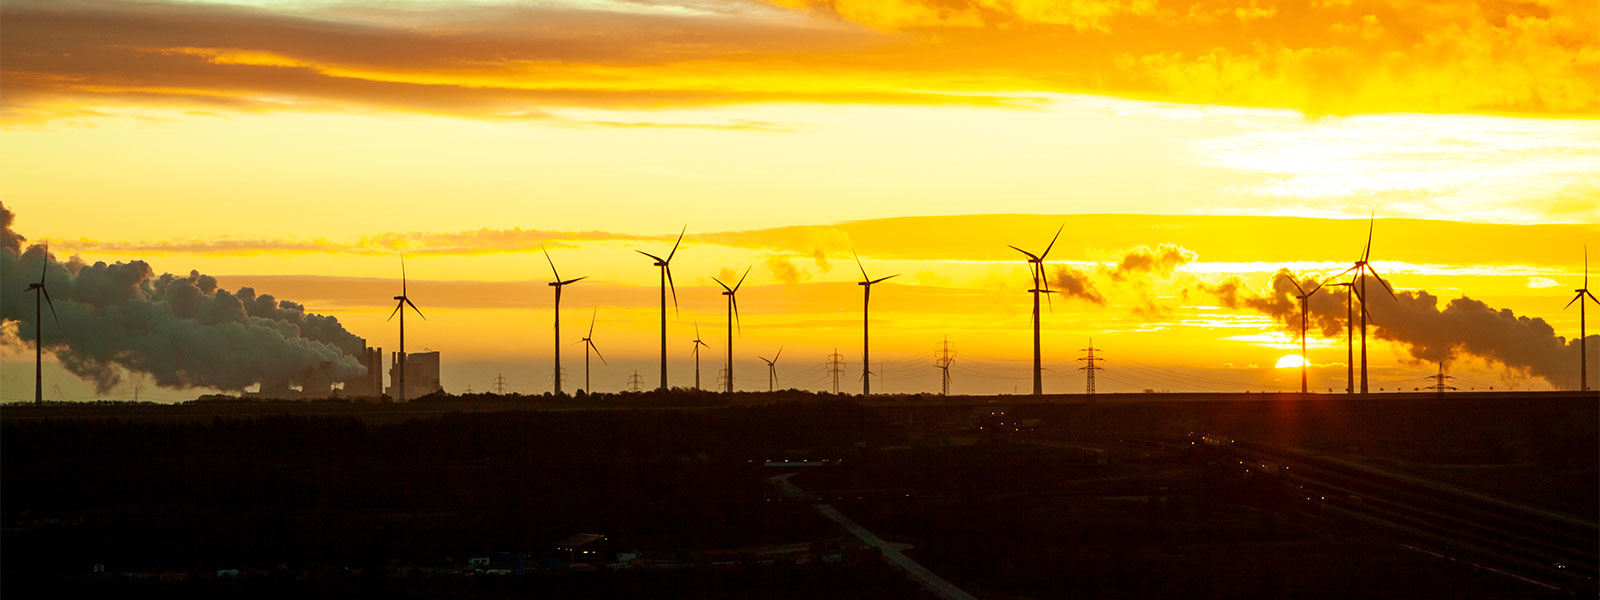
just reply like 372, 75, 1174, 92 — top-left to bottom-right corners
1, 0, 1596, 401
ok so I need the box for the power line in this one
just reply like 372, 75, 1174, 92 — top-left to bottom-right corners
1076, 339, 1104, 395
826, 349, 847, 394
1425, 361, 1457, 393
933, 335, 956, 396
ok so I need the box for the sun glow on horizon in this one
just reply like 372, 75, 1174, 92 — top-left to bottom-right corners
1275, 354, 1308, 369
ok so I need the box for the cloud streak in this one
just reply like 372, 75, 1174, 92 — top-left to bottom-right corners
2, 0, 1592, 123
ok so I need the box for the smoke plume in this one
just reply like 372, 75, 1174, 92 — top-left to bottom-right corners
1, 203, 367, 394
1217, 267, 1595, 389
1047, 243, 1200, 306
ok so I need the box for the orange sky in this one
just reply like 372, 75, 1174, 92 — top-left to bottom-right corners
0, 0, 1596, 401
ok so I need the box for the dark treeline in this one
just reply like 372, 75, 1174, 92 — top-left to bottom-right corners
3, 401, 889, 576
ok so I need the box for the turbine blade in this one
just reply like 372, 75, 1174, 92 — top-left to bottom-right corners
636, 250, 664, 263
589, 308, 597, 337
560, 276, 586, 286
666, 266, 679, 314
388, 301, 402, 321
1281, 273, 1306, 296
1587, 290, 1599, 305
41, 286, 59, 325
665, 225, 685, 263
1369, 268, 1399, 300
735, 265, 752, 292
401, 254, 408, 296
775, 346, 783, 362
406, 297, 426, 320
1040, 263, 1054, 312
543, 245, 560, 280
1040, 223, 1064, 260
1363, 210, 1375, 262
591, 341, 607, 365
870, 274, 899, 285
1565, 294, 1580, 309
731, 295, 742, 334
712, 276, 732, 293
854, 250, 869, 281
1007, 245, 1040, 261
1585, 244, 1590, 289
38, 241, 48, 285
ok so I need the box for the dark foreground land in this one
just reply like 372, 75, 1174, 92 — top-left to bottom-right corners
3, 391, 1595, 598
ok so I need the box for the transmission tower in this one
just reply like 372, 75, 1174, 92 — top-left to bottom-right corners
826, 349, 847, 394
1425, 361, 1456, 393
558, 366, 570, 391
492, 373, 509, 395
627, 370, 644, 393
715, 367, 730, 392
1076, 339, 1104, 395
933, 336, 956, 396
464, 384, 475, 395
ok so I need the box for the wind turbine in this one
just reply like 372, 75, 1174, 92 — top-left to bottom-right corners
1565, 246, 1600, 391
578, 308, 606, 392
712, 266, 751, 393
758, 347, 783, 392
388, 256, 425, 401
1280, 273, 1326, 394
1332, 213, 1397, 394
854, 251, 899, 396
1007, 223, 1063, 396
27, 241, 59, 405
636, 226, 686, 391
543, 246, 586, 395
691, 322, 710, 390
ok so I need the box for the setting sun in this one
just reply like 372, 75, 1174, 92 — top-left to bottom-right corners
1276, 354, 1308, 369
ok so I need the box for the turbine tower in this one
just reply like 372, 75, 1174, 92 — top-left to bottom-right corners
388, 256, 426, 401
1332, 213, 1397, 394
1008, 224, 1063, 396
1324, 282, 1356, 394
691, 322, 710, 390
579, 309, 606, 392
27, 241, 59, 405
712, 266, 751, 393
1565, 246, 1599, 391
1281, 273, 1326, 394
854, 251, 899, 396
758, 347, 783, 392
544, 246, 586, 395
635, 226, 686, 391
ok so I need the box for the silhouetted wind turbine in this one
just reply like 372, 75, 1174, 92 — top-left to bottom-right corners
388, 256, 426, 401
691, 322, 710, 390
1332, 213, 1397, 394
1323, 281, 1356, 394
758, 347, 783, 392
712, 266, 751, 393
28, 241, 59, 405
579, 309, 605, 392
1565, 246, 1600, 391
544, 246, 586, 395
1008, 223, 1063, 396
1280, 273, 1326, 394
855, 251, 898, 396
636, 226, 685, 391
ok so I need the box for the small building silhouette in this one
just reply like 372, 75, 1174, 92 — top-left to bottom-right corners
387, 350, 443, 399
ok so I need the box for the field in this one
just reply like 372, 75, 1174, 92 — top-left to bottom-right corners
3, 391, 1594, 598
